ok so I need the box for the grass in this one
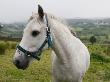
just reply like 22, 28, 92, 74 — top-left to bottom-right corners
0, 49, 52, 82
84, 52, 110, 82
84, 62, 110, 82
0, 41, 110, 82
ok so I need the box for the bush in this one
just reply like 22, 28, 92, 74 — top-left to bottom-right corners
91, 53, 110, 63
0, 42, 7, 55
107, 46, 110, 56
89, 36, 97, 44
9, 42, 17, 49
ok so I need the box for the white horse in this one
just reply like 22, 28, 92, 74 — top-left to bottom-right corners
13, 5, 90, 82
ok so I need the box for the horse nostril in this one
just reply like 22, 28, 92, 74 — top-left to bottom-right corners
14, 59, 20, 66
16, 60, 20, 65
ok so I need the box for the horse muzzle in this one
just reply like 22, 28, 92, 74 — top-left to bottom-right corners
13, 59, 29, 70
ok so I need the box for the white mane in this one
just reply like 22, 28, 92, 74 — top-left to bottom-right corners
29, 13, 66, 24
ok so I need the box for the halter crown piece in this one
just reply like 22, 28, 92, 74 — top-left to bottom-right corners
16, 13, 53, 61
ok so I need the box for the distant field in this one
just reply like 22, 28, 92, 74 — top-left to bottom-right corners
0, 41, 110, 82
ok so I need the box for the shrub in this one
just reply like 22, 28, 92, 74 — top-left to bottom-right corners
91, 53, 110, 63
10, 42, 17, 49
89, 36, 97, 45
104, 70, 110, 81
106, 46, 110, 56
0, 42, 7, 55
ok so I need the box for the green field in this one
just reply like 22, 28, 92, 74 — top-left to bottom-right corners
0, 41, 110, 82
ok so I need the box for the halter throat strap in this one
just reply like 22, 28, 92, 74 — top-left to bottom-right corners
16, 14, 53, 60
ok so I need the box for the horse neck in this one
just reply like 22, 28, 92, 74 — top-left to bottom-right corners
49, 18, 76, 63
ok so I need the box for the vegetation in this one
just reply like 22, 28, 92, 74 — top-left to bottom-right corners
89, 36, 97, 44
0, 41, 7, 54
0, 41, 110, 82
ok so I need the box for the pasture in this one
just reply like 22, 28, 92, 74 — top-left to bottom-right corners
0, 41, 110, 82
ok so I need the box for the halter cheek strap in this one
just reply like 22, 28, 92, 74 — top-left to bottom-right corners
16, 14, 53, 61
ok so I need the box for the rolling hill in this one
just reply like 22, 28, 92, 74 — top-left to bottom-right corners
0, 18, 110, 43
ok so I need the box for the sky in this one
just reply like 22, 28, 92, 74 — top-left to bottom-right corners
0, 0, 110, 23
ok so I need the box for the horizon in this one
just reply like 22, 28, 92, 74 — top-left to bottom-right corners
1, 17, 110, 24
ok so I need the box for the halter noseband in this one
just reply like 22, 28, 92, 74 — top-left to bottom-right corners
16, 14, 53, 61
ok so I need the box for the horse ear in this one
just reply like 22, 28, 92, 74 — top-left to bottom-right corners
38, 5, 44, 19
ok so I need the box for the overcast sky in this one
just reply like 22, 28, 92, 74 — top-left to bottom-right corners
0, 0, 110, 23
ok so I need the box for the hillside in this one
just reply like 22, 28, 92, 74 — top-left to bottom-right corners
67, 18, 110, 43
67, 18, 110, 35
0, 18, 110, 43
0, 22, 26, 38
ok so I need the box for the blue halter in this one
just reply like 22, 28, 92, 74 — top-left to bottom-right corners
16, 14, 53, 61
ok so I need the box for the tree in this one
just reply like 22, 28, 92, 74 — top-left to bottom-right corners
90, 36, 96, 44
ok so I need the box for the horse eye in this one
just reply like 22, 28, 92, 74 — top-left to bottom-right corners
32, 30, 40, 37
